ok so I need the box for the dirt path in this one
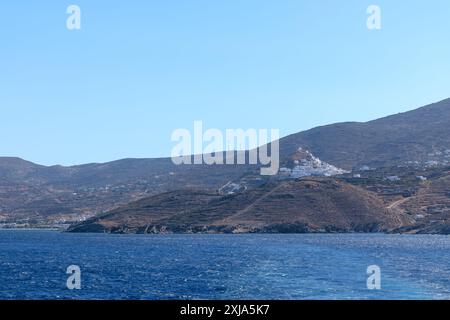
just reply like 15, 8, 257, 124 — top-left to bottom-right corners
218, 183, 285, 224
387, 197, 410, 210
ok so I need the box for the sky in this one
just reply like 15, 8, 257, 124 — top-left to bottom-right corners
1, 0, 450, 166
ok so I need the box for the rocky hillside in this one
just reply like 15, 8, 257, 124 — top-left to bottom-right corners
68, 164, 450, 234
279, 98, 450, 170
0, 157, 255, 227
2, 97, 450, 229
68, 178, 404, 234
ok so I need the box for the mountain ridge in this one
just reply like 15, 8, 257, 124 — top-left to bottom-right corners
2, 97, 450, 230
3, 98, 450, 169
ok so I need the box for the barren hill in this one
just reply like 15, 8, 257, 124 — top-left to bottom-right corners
2, 97, 450, 229
68, 178, 405, 234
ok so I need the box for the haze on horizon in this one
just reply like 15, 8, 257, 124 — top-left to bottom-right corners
1, 0, 450, 166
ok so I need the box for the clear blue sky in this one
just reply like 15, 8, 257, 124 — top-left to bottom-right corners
1, 1, 450, 165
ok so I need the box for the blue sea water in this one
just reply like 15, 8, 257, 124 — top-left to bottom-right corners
0, 230, 449, 300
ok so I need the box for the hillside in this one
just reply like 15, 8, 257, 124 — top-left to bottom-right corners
280, 98, 450, 169
68, 178, 405, 234
2, 97, 450, 229
68, 164, 450, 234
0, 158, 255, 227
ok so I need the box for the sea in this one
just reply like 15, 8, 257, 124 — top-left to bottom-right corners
0, 230, 449, 300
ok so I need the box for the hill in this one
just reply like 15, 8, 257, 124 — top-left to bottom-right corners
2, 97, 450, 229
68, 178, 405, 234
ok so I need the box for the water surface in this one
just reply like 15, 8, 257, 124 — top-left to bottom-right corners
0, 230, 449, 299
